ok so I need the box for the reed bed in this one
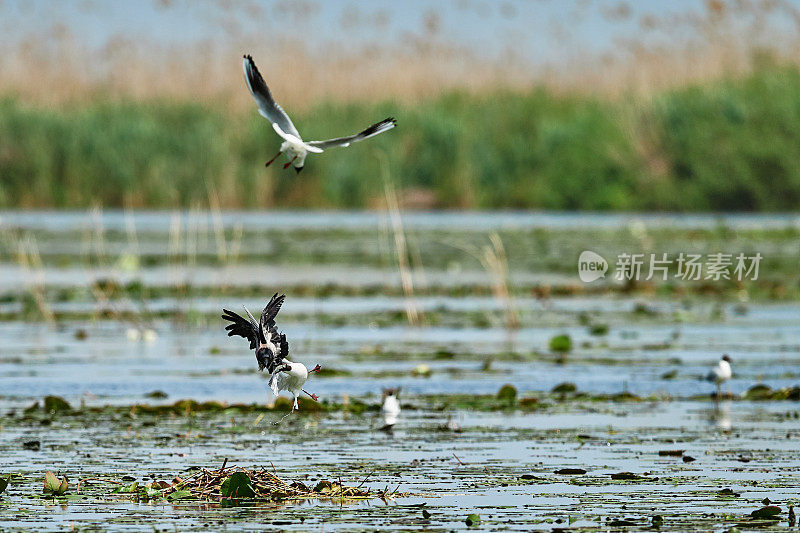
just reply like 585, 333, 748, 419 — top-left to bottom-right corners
3, 61, 800, 212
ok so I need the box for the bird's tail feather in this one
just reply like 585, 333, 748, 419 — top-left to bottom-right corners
268, 372, 280, 396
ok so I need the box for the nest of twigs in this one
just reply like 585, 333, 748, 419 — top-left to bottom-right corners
163, 461, 399, 502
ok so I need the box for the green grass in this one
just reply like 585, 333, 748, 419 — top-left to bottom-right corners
2, 63, 800, 210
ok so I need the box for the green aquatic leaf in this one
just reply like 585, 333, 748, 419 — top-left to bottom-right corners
549, 334, 572, 353
220, 472, 255, 499
496, 384, 517, 404
750, 506, 781, 519
168, 489, 193, 500
43, 471, 67, 495
112, 481, 139, 494
465, 513, 481, 526
610, 471, 644, 481
43, 396, 72, 414
555, 468, 587, 475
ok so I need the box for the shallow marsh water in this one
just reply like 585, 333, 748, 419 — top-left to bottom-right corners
0, 211, 799, 531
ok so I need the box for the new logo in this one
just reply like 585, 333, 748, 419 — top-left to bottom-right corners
578, 250, 608, 283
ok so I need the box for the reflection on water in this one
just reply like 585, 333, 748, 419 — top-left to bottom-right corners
711, 401, 733, 431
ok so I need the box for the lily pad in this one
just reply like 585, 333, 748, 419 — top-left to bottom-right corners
465, 513, 481, 526
551, 382, 577, 394
555, 468, 587, 475
112, 482, 139, 494
750, 506, 781, 519
549, 334, 572, 353
610, 472, 644, 480
220, 472, 255, 499
43, 471, 67, 495
496, 384, 517, 404
168, 489, 193, 500
43, 396, 71, 414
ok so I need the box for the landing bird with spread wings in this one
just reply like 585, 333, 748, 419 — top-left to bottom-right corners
243, 54, 397, 173
222, 293, 320, 411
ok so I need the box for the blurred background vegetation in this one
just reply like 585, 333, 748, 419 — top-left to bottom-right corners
1, 0, 800, 211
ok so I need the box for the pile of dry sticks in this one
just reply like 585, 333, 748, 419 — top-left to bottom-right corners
164, 460, 399, 501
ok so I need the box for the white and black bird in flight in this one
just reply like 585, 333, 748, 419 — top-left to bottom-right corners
222, 293, 320, 411
706, 354, 732, 398
243, 54, 397, 173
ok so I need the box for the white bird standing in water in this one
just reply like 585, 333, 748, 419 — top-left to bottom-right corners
243, 54, 397, 173
380, 388, 401, 431
222, 293, 320, 411
707, 354, 732, 397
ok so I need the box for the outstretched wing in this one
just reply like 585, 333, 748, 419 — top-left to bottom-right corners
307, 117, 396, 150
221, 308, 261, 349
259, 293, 285, 338
242, 54, 301, 139
258, 294, 290, 373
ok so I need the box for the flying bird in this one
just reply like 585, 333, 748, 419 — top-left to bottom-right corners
243, 54, 397, 173
222, 293, 320, 411
706, 354, 732, 398
379, 387, 401, 431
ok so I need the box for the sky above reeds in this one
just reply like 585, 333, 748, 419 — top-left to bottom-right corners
2, 0, 800, 105
3, 0, 796, 64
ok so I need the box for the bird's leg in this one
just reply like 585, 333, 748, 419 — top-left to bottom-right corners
302, 389, 319, 402
265, 151, 282, 168
282, 155, 297, 169
292, 396, 299, 411
309, 364, 321, 373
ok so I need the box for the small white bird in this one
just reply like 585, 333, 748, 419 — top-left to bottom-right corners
243, 54, 397, 173
707, 354, 732, 397
380, 387, 401, 431
222, 293, 320, 411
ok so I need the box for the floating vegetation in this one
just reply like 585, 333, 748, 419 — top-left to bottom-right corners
108, 462, 398, 503
43, 471, 68, 496
750, 506, 782, 520
554, 468, 587, 475
496, 384, 517, 405
465, 513, 481, 526
548, 334, 572, 353
743, 384, 800, 401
